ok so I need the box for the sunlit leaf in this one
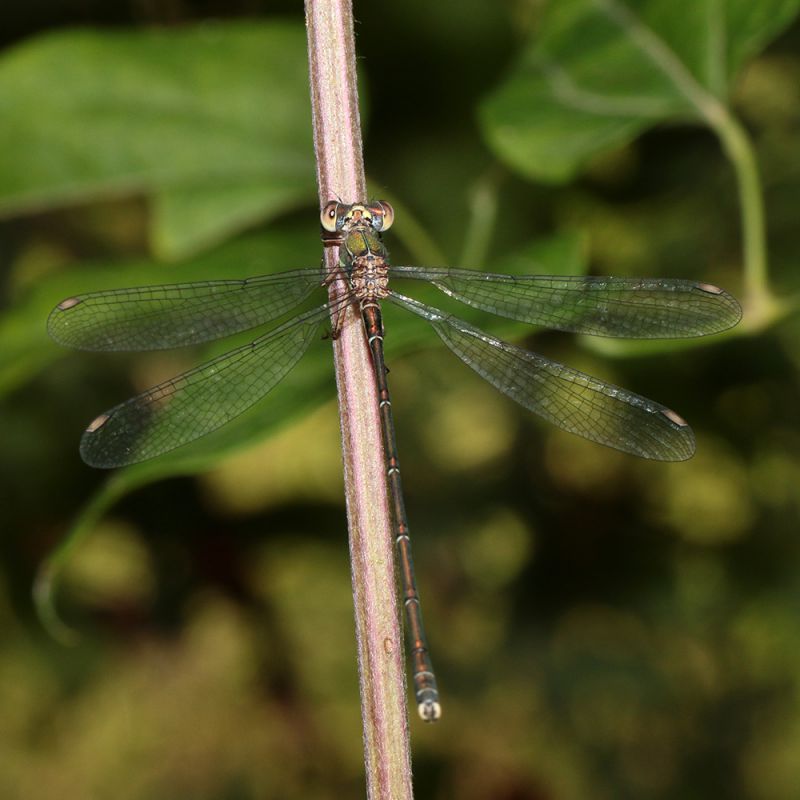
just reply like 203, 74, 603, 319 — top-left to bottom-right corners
480, 0, 800, 181
0, 22, 316, 257
151, 180, 313, 259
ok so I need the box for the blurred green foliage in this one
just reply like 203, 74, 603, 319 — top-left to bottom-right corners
480, 0, 800, 181
0, 23, 316, 258
0, 1, 799, 798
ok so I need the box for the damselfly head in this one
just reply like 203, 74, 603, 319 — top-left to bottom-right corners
320, 200, 394, 233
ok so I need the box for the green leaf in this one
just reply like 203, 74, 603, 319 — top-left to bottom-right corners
491, 229, 589, 277
151, 180, 313, 259
0, 22, 316, 257
480, 0, 800, 182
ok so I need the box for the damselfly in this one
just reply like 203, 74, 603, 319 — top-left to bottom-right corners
49, 201, 742, 721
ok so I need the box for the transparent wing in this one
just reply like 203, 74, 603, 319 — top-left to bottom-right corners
390, 292, 695, 461
49, 268, 324, 351
80, 303, 334, 468
390, 267, 741, 338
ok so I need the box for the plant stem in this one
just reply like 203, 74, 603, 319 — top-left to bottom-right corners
708, 109, 773, 318
304, 3, 414, 798
34, 473, 133, 644
459, 166, 503, 268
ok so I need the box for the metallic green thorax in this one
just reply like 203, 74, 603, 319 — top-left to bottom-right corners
341, 227, 387, 266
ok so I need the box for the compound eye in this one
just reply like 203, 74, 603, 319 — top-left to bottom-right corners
321, 201, 340, 232
378, 201, 394, 231
369, 201, 394, 231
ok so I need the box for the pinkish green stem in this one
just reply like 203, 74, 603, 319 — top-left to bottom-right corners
304, 2, 414, 798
